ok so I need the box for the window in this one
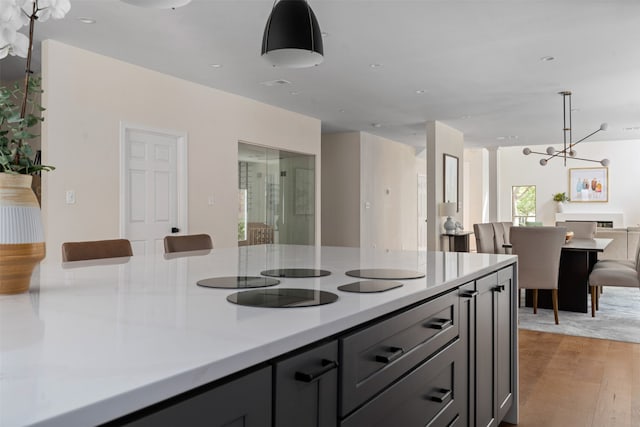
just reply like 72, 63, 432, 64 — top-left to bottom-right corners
512, 186, 536, 226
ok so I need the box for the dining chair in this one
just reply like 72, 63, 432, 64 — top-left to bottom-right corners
163, 233, 213, 254
555, 221, 597, 239
473, 223, 496, 253
61, 239, 133, 262
588, 240, 640, 317
492, 222, 512, 254
510, 226, 567, 324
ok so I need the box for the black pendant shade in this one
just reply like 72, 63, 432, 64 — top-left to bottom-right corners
261, 0, 324, 68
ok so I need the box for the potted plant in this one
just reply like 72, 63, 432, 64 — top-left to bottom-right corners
552, 192, 569, 213
0, 0, 70, 294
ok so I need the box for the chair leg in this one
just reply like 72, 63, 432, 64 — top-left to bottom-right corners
596, 286, 600, 311
552, 289, 559, 325
533, 289, 538, 314
518, 289, 522, 308
591, 285, 597, 317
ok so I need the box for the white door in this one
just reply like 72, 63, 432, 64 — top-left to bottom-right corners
121, 126, 187, 255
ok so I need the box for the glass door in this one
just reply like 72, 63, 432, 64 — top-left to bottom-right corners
238, 142, 315, 246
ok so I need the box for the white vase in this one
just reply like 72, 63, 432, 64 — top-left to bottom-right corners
0, 173, 46, 294
556, 201, 564, 213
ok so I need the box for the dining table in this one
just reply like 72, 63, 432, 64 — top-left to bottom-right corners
522, 237, 613, 313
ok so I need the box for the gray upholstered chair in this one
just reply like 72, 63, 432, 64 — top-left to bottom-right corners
555, 221, 597, 239
164, 233, 213, 254
473, 223, 496, 253
511, 226, 567, 324
588, 241, 640, 317
62, 239, 133, 262
492, 222, 512, 254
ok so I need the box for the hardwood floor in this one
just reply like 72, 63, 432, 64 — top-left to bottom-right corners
501, 330, 640, 427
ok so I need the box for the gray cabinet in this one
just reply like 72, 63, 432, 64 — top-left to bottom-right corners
462, 267, 515, 427
119, 366, 272, 427
274, 340, 338, 427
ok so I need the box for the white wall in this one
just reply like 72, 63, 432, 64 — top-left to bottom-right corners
41, 40, 321, 261
360, 132, 423, 251
498, 139, 640, 227
427, 121, 464, 251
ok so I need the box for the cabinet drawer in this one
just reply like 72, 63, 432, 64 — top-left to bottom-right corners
340, 340, 462, 427
274, 340, 338, 427
340, 290, 459, 416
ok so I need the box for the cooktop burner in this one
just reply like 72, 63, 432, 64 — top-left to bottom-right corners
227, 288, 338, 308
338, 280, 403, 293
260, 268, 331, 278
197, 276, 280, 289
345, 269, 425, 280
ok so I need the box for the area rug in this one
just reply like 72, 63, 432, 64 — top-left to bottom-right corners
518, 287, 640, 344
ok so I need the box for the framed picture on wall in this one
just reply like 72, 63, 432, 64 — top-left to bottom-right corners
443, 154, 459, 211
569, 167, 608, 202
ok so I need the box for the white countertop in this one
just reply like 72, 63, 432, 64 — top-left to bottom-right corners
0, 245, 516, 427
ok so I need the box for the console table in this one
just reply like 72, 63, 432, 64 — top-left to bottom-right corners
442, 231, 473, 252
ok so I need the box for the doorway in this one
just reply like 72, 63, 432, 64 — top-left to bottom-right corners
120, 124, 187, 255
238, 142, 315, 246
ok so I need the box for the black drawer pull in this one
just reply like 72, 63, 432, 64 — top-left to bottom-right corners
294, 359, 338, 383
375, 346, 404, 363
427, 318, 453, 330
428, 388, 452, 403
460, 290, 478, 298
493, 284, 505, 293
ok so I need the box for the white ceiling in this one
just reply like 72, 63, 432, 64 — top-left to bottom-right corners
2, 0, 640, 149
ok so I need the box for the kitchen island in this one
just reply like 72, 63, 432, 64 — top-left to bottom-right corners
0, 245, 518, 426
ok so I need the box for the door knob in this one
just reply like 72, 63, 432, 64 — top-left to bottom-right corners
171, 227, 180, 233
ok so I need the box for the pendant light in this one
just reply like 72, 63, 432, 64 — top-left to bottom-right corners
261, 0, 324, 68
523, 91, 609, 166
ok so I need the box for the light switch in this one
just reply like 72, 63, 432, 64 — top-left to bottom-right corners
65, 190, 75, 204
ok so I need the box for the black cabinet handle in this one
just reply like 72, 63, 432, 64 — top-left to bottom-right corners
375, 346, 404, 363
294, 359, 338, 383
427, 318, 453, 330
493, 284, 505, 293
428, 388, 452, 403
460, 290, 478, 298
171, 227, 180, 233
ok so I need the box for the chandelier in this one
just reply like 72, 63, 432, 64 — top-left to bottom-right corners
523, 91, 610, 166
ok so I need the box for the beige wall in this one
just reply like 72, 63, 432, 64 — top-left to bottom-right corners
361, 132, 422, 251
41, 40, 321, 261
321, 131, 424, 251
427, 121, 464, 251
321, 132, 360, 247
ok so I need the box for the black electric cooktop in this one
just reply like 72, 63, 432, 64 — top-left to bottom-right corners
260, 268, 331, 278
197, 276, 280, 289
345, 268, 425, 280
226, 288, 338, 308
338, 280, 403, 293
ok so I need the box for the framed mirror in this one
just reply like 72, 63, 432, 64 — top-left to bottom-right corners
443, 154, 459, 211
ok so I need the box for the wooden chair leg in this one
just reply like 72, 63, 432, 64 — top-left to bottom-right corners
596, 285, 600, 311
533, 289, 538, 314
591, 285, 597, 317
552, 289, 559, 325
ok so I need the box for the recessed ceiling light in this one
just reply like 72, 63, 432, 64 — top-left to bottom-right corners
210, 63, 223, 68
369, 63, 383, 68
371, 123, 382, 128
461, 115, 472, 119
338, 109, 345, 113
77, 17, 96, 24
321, 32, 329, 37
497, 136, 506, 140
540, 56, 555, 62
260, 79, 292, 86
623, 126, 640, 131
415, 90, 427, 94
289, 91, 299, 95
